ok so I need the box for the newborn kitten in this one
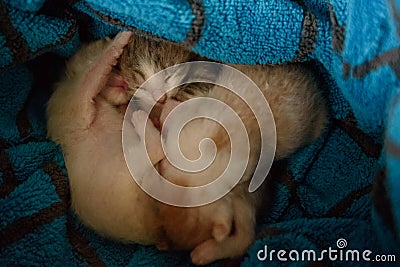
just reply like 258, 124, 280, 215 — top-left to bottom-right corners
46, 32, 201, 245
47, 32, 164, 244
135, 63, 327, 265
47, 29, 327, 265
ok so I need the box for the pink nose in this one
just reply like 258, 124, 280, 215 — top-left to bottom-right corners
157, 93, 167, 104
106, 73, 128, 90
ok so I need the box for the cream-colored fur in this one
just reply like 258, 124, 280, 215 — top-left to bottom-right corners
47, 32, 166, 244
47, 31, 327, 265
46, 32, 198, 245
147, 63, 327, 265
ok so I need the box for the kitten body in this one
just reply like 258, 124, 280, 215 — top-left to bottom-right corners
46, 32, 196, 245
47, 31, 327, 265
149, 63, 327, 264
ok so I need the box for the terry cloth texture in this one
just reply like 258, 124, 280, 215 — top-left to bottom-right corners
0, 0, 399, 266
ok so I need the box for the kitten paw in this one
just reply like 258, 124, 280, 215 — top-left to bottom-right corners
191, 239, 220, 265
112, 31, 132, 50
82, 32, 132, 100
212, 222, 231, 242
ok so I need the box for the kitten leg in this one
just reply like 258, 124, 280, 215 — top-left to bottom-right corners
190, 197, 255, 265
131, 110, 164, 165
47, 32, 132, 134
80, 31, 132, 126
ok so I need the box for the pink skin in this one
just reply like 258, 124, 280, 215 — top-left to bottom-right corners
101, 72, 131, 106
156, 92, 167, 104
106, 72, 128, 89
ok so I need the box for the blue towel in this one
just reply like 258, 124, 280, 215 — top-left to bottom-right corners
0, 0, 399, 266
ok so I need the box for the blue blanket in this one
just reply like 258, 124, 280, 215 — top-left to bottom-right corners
0, 0, 399, 266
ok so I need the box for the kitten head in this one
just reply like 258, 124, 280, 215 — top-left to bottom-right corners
117, 35, 200, 100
